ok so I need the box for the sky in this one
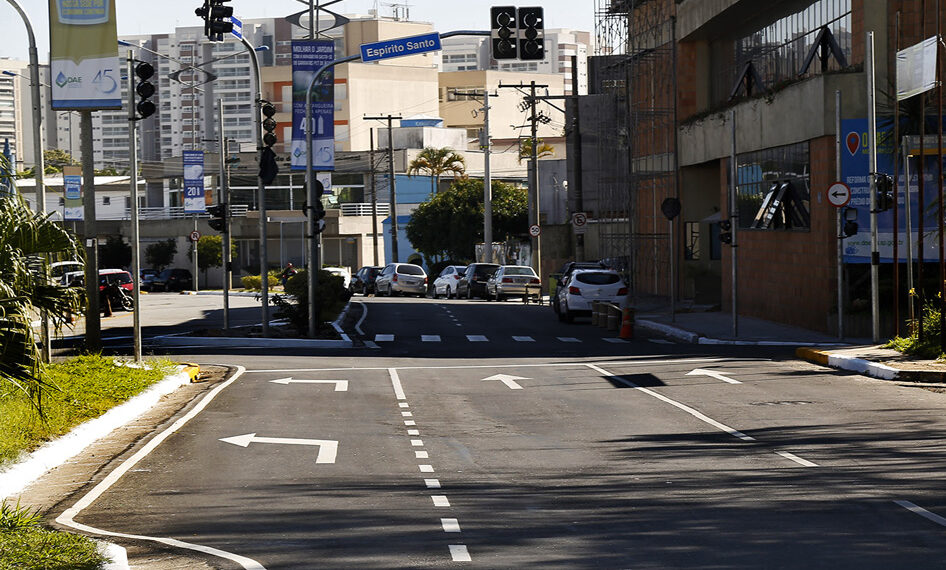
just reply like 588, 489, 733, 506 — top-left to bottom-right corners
0, 0, 596, 63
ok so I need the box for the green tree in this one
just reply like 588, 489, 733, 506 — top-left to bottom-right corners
99, 235, 131, 269
187, 235, 237, 285
407, 146, 467, 197
518, 138, 555, 163
0, 155, 84, 408
406, 178, 527, 263
145, 239, 177, 271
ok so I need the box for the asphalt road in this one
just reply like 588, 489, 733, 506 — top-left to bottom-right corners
54, 295, 946, 568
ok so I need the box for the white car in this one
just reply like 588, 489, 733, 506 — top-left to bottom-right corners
432, 265, 467, 298
323, 266, 351, 289
556, 269, 627, 323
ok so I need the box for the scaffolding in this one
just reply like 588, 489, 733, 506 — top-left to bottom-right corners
589, 0, 677, 298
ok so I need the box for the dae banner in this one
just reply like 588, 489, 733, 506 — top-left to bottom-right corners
63, 166, 82, 221
290, 40, 335, 171
183, 151, 206, 214
49, 0, 122, 110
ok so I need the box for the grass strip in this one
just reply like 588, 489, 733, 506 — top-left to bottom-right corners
0, 500, 108, 569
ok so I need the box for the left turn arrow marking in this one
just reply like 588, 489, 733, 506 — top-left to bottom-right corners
219, 433, 338, 463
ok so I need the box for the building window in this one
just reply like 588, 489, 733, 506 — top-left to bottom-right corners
103, 196, 111, 206
735, 141, 810, 230
685, 222, 700, 260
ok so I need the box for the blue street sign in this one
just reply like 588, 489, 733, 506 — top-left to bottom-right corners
360, 32, 442, 62
229, 16, 243, 40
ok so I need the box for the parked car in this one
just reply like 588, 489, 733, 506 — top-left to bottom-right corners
485, 265, 541, 302
324, 266, 351, 289
457, 263, 500, 299
350, 266, 382, 295
556, 268, 628, 323
51, 261, 84, 286
551, 260, 608, 316
98, 269, 134, 292
432, 265, 467, 298
375, 263, 428, 297
140, 268, 159, 291
151, 268, 194, 292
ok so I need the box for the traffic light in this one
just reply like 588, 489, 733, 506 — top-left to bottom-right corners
874, 173, 894, 212
207, 203, 228, 233
719, 219, 733, 245
490, 6, 518, 60
134, 62, 156, 120
313, 181, 327, 234
518, 7, 545, 61
261, 101, 277, 148
842, 207, 859, 238
197, 0, 233, 42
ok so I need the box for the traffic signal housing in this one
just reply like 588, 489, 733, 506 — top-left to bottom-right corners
518, 7, 545, 60
261, 101, 277, 148
842, 207, 859, 238
207, 203, 228, 233
719, 219, 733, 245
313, 181, 327, 234
490, 6, 518, 60
134, 62, 156, 120
197, 0, 233, 42
874, 173, 894, 212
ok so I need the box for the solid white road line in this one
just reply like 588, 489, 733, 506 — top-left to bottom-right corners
895, 500, 946, 527
467, 335, 489, 342
432, 495, 450, 507
449, 545, 472, 562
55, 366, 266, 570
425, 478, 441, 488
354, 302, 368, 335
419, 465, 435, 473
422, 335, 442, 342
389, 368, 406, 400
375, 334, 395, 342
586, 364, 755, 442
512, 336, 535, 342
441, 518, 461, 532
557, 337, 581, 342
775, 451, 819, 467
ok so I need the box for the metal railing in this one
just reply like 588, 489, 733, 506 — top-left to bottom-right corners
340, 203, 390, 216
106, 204, 250, 221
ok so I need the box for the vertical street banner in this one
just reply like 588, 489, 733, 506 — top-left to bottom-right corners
183, 151, 206, 213
63, 166, 82, 221
48, 0, 122, 110
291, 40, 336, 171
897, 37, 938, 101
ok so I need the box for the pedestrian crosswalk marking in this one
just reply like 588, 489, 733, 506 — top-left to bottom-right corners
422, 335, 442, 342
557, 337, 581, 343
512, 336, 535, 342
372, 334, 633, 345
467, 335, 489, 342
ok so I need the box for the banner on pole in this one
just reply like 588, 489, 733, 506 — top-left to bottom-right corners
63, 166, 82, 221
48, 0, 122, 110
183, 151, 206, 213
896, 36, 938, 101
290, 40, 336, 171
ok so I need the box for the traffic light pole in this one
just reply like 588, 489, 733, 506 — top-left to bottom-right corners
218, 98, 231, 331
867, 31, 880, 343
126, 53, 142, 362
836, 89, 844, 340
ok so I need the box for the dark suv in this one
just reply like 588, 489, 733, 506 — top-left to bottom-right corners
151, 268, 194, 292
350, 266, 382, 295
457, 263, 500, 299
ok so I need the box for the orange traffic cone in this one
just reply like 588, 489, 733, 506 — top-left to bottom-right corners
619, 307, 634, 339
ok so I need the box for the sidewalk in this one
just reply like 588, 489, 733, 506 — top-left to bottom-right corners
631, 295, 946, 383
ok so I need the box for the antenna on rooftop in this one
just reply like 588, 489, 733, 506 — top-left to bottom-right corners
382, 1, 412, 21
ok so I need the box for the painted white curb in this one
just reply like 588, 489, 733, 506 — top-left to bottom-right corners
636, 319, 700, 343
827, 354, 900, 380
0, 369, 190, 500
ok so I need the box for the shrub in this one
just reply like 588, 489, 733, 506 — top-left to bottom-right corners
887, 300, 944, 359
275, 269, 352, 334
240, 273, 279, 291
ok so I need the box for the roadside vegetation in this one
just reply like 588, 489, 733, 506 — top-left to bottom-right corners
0, 500, 107, 569
886, 300, 944, 359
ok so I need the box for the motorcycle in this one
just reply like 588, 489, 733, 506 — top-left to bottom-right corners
102, 281, 134, 311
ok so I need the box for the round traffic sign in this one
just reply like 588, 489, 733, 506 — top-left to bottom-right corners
189, 230, 201, 242
572, 212, 587, 227
529, 224, 541, 237
826, 182, 851, 208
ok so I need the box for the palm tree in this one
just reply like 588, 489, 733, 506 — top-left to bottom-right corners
407, 147, 467, 197
0, 154, 83, 408
518, 138, 555, 163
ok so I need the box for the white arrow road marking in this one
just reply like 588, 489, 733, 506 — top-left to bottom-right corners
481, 374, 527, 390
269, 378, 349, 391
686, 368, 741, 384
219, 433, 338, 464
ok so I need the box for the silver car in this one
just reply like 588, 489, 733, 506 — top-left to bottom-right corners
375, 263, 428, 297
485, 265, 541, 302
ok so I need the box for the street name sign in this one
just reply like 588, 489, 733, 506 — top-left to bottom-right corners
229, 16, 243, 40
360, 32, 442, 62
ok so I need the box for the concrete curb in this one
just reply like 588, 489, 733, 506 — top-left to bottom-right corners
194, 290, 261, 297
792, 347, 946, 382
637, 319, 699, 343
151, 335, 353, 349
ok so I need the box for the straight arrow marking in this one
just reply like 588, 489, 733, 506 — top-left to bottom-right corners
270, 378, 349, 391
219, 433, 338, 463
481, 374, 527, 390
686, 369, 741, 384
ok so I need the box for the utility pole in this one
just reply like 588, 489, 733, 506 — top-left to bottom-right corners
218, 99, 231, 330
867, 31, 881, 344
126, 53, 142, 362
364, 115, 402, 262
454, 89, 494, 263
81, 110, 100, 351
571, 54, 585, 262
369, 128, 380, 265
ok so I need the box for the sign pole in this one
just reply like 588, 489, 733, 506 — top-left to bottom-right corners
127, 53, 142, 362
836, 89, 844, 340
867, 31, 881, 343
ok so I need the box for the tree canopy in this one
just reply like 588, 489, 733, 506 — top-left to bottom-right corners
405, 178, 527, 263
518, 138, 555, 163
406, 147, 467, 196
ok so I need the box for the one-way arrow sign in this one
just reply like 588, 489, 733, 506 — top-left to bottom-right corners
686, 369, 741, 384
270, 378, 349, 391
482, 374, 527, 390
219, 433, 338, 463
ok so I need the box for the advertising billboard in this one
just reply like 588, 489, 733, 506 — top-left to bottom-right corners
290, 40, 335, 171
49, 0, 122, 110
183, 151, 206, 214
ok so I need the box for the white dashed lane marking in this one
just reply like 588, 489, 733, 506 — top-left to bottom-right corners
512, 336, 535, 342
422, 335, 442, 342
432, 496, 450, 507
375, 334, 395, 342
441, 518, 461, 532
425, 478, 441, 489
450, 545, 472, 562
466, 335, 489, 342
